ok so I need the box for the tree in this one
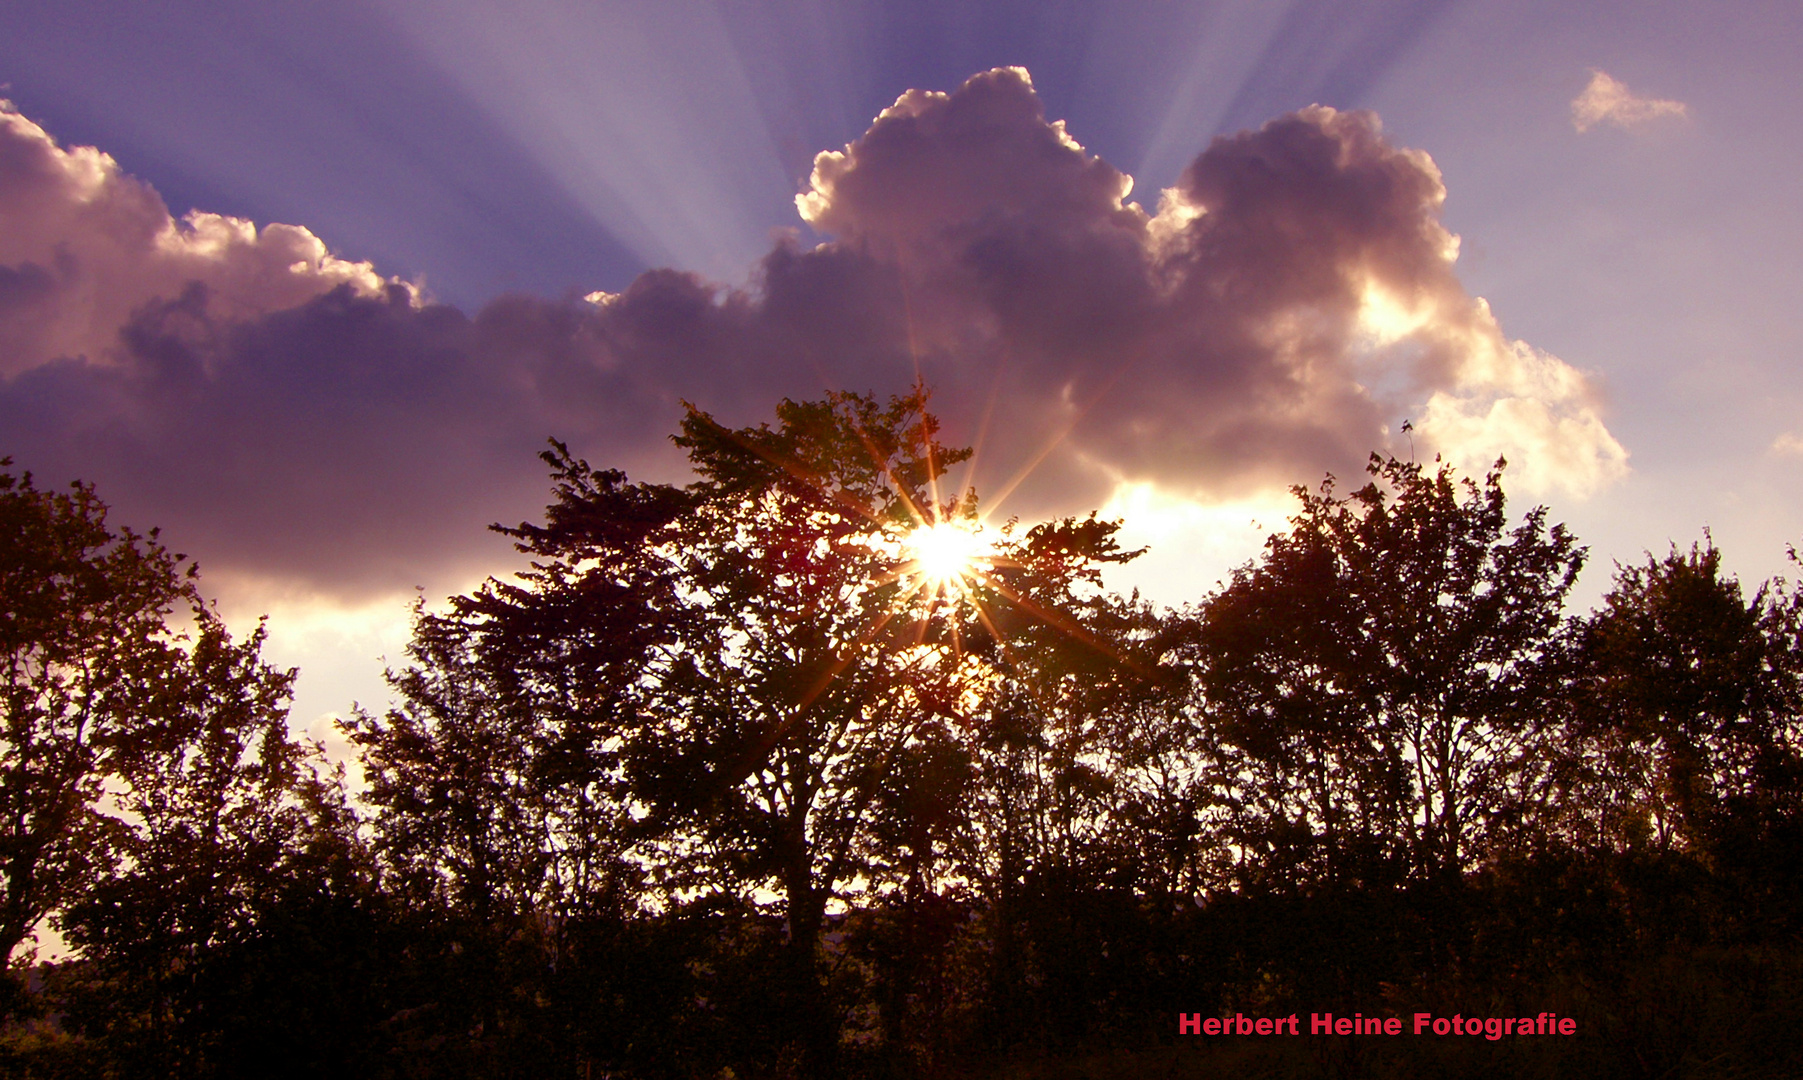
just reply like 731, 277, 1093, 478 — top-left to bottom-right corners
0, 463, 204, 968
339, 458, 690, 1075
0, 461, 338, 1074
355, 387, 1143, 1073
1190, 455, 1585, 890
1567, 540, 1802, 853
54, 613, 351, 1075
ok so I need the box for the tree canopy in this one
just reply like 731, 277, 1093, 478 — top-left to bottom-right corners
1190, 455, 1586, 890
8, 406, 1803, 1079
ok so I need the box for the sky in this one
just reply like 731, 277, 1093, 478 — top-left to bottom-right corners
3, 0, 1801, 741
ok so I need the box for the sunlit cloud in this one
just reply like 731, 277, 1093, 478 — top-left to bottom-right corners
1356, 281, 1437, 348
793, 76, 1625, 508
0, 103, 392, 377
1571, 70, 1688, 133
1412, 302, 1629, 499
0, 70, 1628, 608
1771, 432, 1803, 457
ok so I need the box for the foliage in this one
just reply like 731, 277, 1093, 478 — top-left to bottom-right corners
14, 403, 1803, 1078
0, 461, 358, 1075
1188, 455, 1585, 891
0, 464, 199, 969
1564, 540, 1803, 853
346, 388, 1151, 1073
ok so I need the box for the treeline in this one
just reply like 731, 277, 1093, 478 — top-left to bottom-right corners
3, 391, 1802, 1079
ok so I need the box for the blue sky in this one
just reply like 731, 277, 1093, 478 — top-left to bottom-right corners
3, 0, 1800, 731
3, 0, 1504, 302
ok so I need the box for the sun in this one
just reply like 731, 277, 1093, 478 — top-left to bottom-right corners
901, 520, 993, 594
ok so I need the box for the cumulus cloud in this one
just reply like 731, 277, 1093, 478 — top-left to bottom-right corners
0, 103, 706, 596
1571, 71, 1689, 133
781, 68, 1625, 504
0, 103, 391, 377
0, 71, 1627, 597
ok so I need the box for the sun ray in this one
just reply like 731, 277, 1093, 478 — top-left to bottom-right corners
686, 367, 1134, 731
945, 344, 1011, 524
974, 369, 1125, 515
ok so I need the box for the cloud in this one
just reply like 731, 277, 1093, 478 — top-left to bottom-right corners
0, 282, 688, 596
0, 71, 1627, 598
1571, 70, 1688, 133
0, 102, 391, 378
1771, 432, 1803, 457
782, 69, 1624, 504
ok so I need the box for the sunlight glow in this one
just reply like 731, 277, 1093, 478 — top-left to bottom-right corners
1098, 480, 1293, 598
901, 520, 994, 594
1356, 281, 1433, 346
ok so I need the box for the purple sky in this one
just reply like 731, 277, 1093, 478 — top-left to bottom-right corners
3, 0, 1801, 731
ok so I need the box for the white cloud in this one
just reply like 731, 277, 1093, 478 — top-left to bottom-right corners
790, 78, 1629, 506
1571, 70, 1689, 133
0, 102, 395, 376
1413, 299, 1628, 499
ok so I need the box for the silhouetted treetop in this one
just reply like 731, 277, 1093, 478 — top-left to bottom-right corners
1191, 454, 1586, 888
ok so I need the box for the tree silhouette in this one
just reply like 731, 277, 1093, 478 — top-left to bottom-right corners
0, 462, 348, 1074
0, 465, 195, 970
54, 612, 344, 1074
352, 388, 1149, 1073
1567, 540, 1803, 853
0, 464, 314, 974
13, 434, 1803, 1077
1190, 455, 1585, 890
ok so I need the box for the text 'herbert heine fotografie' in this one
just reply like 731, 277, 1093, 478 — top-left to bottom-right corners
1178, 1012, 1578, 1039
